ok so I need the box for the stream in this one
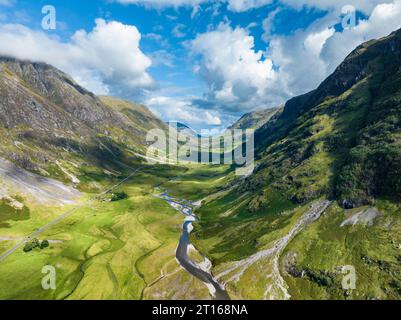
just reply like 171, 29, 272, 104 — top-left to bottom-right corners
157, 191, 230, 300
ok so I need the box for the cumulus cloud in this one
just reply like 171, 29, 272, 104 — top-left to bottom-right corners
263, 0, 401, 101
262, 7, 281, 40
114, 0, 207, 9
189, 19, 344, 112
227, 0, 395, 13
265, 24, 336, 100
0, 19, 154, 96
280, 0, 394, 13
114, 0, 270, 11
321, 0, 401, 71
114, 0, 394, 13
187, 0, 401, 114
145, 95, 222, 125
227, 0, 273, 12
190, 24, 276, 112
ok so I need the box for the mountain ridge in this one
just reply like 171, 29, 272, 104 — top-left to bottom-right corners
250, 26, 401, 207
228, 107, 283, 131
0, 56, 166, 185
191, 27, 401, 300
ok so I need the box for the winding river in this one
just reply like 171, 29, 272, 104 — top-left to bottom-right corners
157, 191, 230, 300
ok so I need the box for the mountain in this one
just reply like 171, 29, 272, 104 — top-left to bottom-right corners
250, 27, 401, 208
1, 27, 401, 301
191, 28, 401, 300
101, 96, 167, 136
168, 121, 201, 138
0, 56, 166, 181
228, 107, 282, 131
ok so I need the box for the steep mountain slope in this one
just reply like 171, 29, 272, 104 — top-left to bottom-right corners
191, 28, 401, 300
100, 96, 168, 139
229, 107, 282, 131
0, 56, 219, 301
0, 56, 166, 185
251, 27, 401, 208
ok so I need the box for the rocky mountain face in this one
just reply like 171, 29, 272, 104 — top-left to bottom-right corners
0, 57, 113, 129
247, 27, 401, 209
0, 56, 166, 179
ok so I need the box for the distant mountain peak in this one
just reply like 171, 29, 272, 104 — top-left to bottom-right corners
229, 107, 283, 131
167, 121, 202, 137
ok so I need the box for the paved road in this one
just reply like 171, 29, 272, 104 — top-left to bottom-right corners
0, 167, 142, 263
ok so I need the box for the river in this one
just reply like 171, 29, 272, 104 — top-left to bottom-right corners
157, 191, 230, 300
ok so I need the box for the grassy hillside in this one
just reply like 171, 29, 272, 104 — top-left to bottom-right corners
1, 28, 401, 301
229, 107, 283, 131
0, 163, 235, 300
0, 57, 166, 186
100, 96, 168, 141
191, 28, 401, 300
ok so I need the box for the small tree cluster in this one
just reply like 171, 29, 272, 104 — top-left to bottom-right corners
23, 238, 50, 252
111, 191, 128, 202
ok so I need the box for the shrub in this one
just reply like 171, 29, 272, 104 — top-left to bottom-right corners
23, 238, 50, 252
23, 238, 40, 252
111, 191, 128, 202
40, 240, 50, 249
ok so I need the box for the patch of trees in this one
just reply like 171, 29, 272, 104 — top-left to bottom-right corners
23, 238, 50, 252
336, 143, 401, 208
110, 191, 128, 202
288, 265, 335, 288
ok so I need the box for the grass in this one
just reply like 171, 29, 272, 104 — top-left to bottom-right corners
159, 164, 234, 200
0, 200, 30, 228
0, 165, 199, 300
281, 201, 401, 300
1, 159, 401, 300
191, 187, 298, 265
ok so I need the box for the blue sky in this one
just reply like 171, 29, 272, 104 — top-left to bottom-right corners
1, 0, 401, 133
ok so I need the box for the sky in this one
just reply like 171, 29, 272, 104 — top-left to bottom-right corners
1, 0, 401, 133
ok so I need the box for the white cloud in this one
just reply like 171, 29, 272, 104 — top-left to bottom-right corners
227, 0, 273, 12
0, 19, 154, 96
229, 0, 394, 13
191, 24, 276, 112
2, 0, 400, 129
143, 32, 169, 48
172, 23, 187, 38
281, 0, 394, 13
0, 0, 14, 6
185, 0, 401, 113
263, 0, 401, 102
262, 7, 280, 40
114, 0, 207, 9
114, 0, 394, 13
148, 50, 176, 67
321, 0, 401, 71
145, 95, 222, 125
115, 0, 269, 12
266, 25, 336, 100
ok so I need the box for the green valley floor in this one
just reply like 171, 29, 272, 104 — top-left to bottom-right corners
1, 162, 400, 300
0, 164, 232, 300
